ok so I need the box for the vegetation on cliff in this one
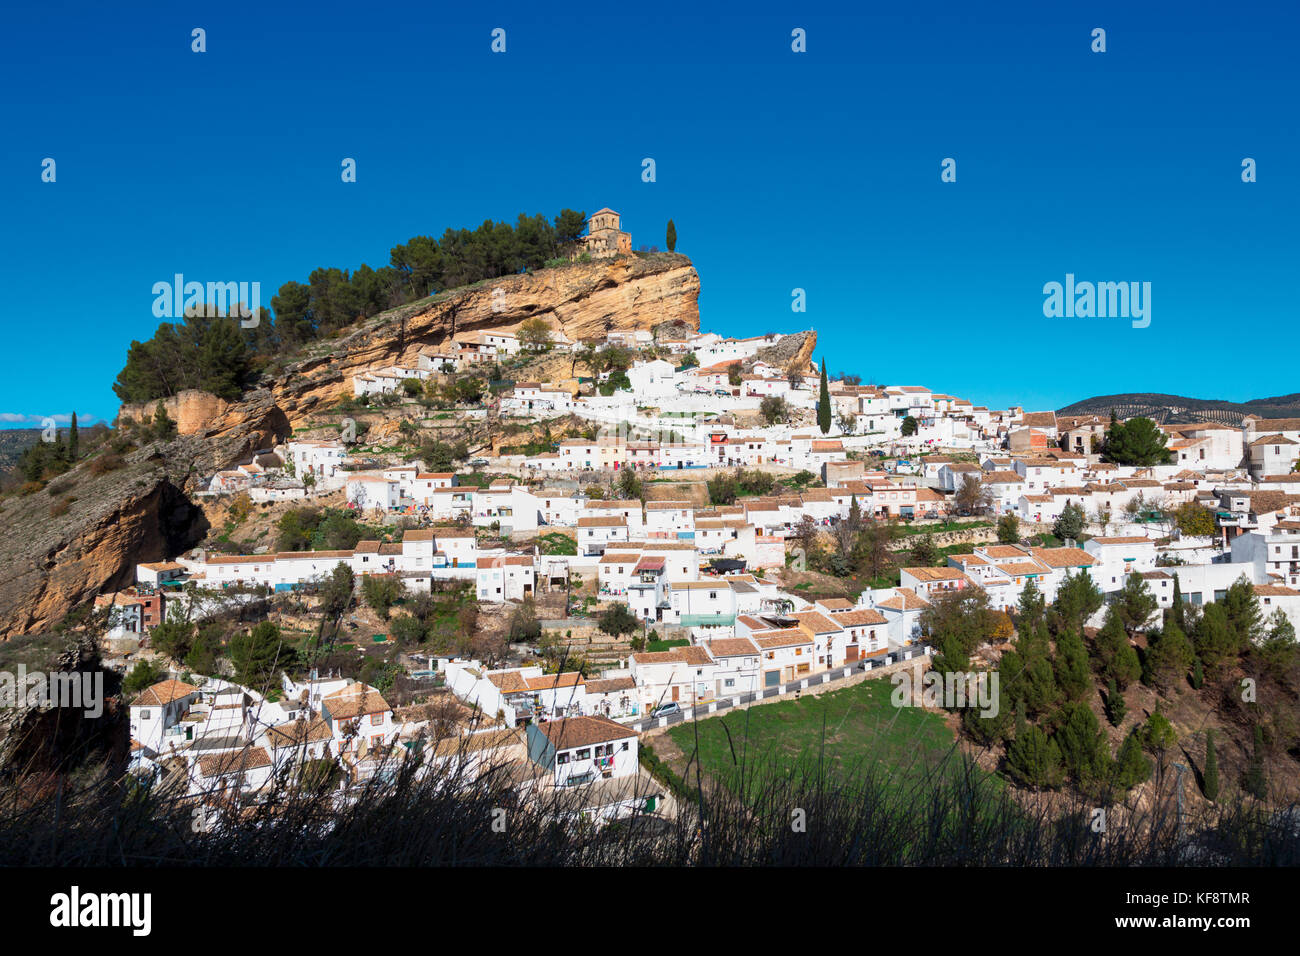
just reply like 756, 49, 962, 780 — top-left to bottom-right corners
113, 208, 590, 404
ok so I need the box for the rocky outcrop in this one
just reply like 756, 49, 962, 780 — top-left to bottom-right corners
0, 414, 289, 640
265, 252, 698, 427
118, 390, 233, 437
8, 255, 700, 638
123, 253, 701, 437
752, 330, 817, 375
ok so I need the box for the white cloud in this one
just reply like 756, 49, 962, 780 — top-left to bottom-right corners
0, 413, 98, 426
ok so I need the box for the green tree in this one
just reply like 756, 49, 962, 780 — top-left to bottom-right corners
727, 362, 743, 387
1016, 577, 1046, 629
598, 602, 640, 637
1192, 603, 1241, 677
1145, 620, 1194, 689
69, 411, 79, 461
816, 360, 831, 434
517, 317, 553, 350
665, 218, 677, 252
1221, 575, 1263, 645
1142, 708, 1178, 759
1173, 501, 1216, 537
900, 415, 918, 437
150, 619, 195, 662
1113, 571, 1158, 632
152, 401, 177, 441
185, 627, 221, 676
1053, 501, 1085, 541
996, 513, 1020, 544
1054, 701, 1108, 783
230, 621, 294, 689
1005, 720, 1062, 790
759, 395, 789, 424
1101, 416, 1173, 466
1203, 729, 1219, 801
1050, 568, 1104, 634
361, 574, 404, 619
909, 533, 939, 567
1096, 610, 1141, 689
1104, 677, 1127, 726
1053, 630, 1092, 701
1114, 728, 1152, 790
123, 659, 166, 696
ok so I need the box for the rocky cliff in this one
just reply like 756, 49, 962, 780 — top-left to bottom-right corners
120, 253, 701, 437
3, 255, 699, 638
0, 399, 291, 640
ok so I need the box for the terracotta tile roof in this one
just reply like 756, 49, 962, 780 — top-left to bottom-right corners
790, 611, 843, 633
585, 677, 637, 694
875, 589, 930, 611
134, 680, 198, 707
752, 629, 813, 649
537, 715, 637, 749
323, 685, 391, 720
1028, 547, 1094, 568
197, 747, 272, 778
705, 637, 760, 658
831, 608, 888, 626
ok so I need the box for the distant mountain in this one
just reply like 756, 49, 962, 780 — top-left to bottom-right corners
1058, 393, 1300, 427
0, 429, 41, 473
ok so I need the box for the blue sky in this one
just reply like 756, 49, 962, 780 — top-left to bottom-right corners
1, 0, 1295, 427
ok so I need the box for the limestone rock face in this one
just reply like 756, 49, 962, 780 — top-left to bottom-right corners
0, 413, 287, 640
264, 252, 700, 428
117, 390, 233, 437
9, 255, 699, 638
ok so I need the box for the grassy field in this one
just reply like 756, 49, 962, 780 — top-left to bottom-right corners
666, 677, 992, 801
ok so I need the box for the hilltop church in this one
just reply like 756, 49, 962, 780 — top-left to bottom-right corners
578, 207, 632, 258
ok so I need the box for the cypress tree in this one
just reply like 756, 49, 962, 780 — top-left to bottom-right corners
69, 411, 79, 461
1105, 677, 1127, 726
816, 359, 831, 434
665, 219, 676, 252
1203, 729, 1219, 801
1170, 575, 1185, 631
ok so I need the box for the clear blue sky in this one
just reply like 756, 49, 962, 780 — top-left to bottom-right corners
1, 0, 1295, 427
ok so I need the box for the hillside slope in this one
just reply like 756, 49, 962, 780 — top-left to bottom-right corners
1059, 392, 1300, 426
2, 254, 700, 638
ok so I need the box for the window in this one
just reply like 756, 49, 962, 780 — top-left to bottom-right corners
370, 713, 382, 726
556, 751, 570, 765
140, 710, 151, 719
576, 748, 591, 760
621, 742, 629, 751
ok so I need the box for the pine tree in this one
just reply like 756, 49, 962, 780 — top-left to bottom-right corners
1105, 677, 1127, 726
69, 411, 79, 461
1005, 722, 1062, 790
665, 219, 677, 252
1115, 728, 1152, 789
1053, 630, 1092, 701
816, 359, 831, 434
1203, 729, 1219, 801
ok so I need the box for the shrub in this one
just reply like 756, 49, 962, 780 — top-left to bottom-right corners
88, 453, 125, 476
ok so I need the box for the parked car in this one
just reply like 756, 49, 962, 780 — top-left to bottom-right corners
650, 702, 682, 718
469, 458, 489, 467
923, 511, 939, 519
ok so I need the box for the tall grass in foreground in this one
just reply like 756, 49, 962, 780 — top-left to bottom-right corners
0, 726, 1296, 866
